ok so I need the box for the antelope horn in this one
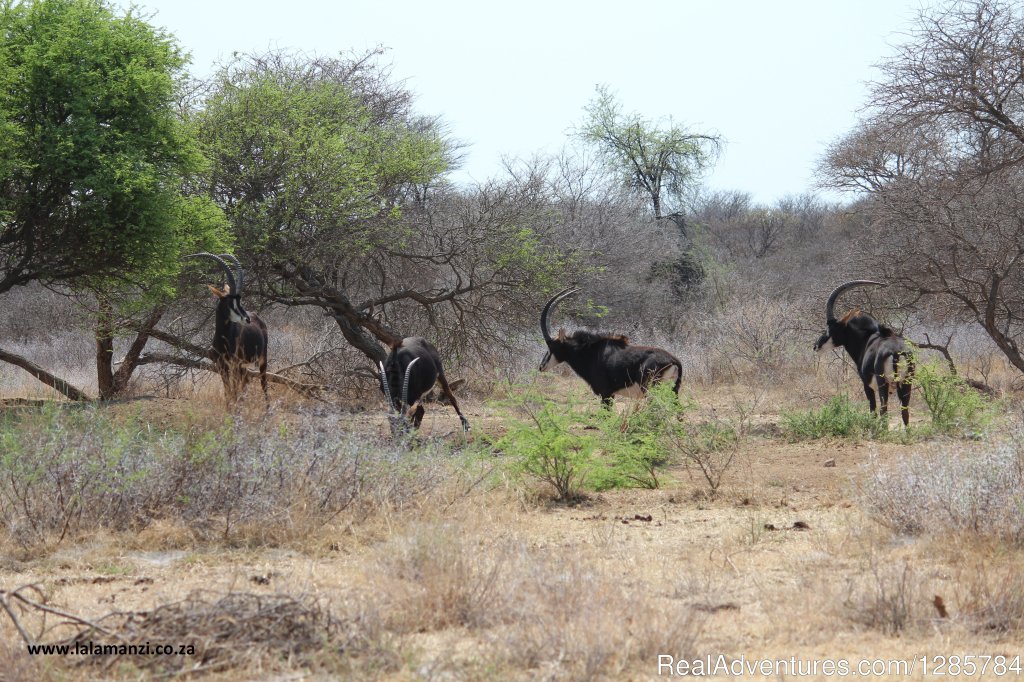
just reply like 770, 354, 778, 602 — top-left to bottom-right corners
825, 280, 885, 322
540, 287, 581, 344
401, 357, 420, 409
379, 361, 397, 413
218, 253, 245, 296
184, 252, 237, 295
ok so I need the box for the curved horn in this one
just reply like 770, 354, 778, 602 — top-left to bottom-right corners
540, 287, 581, 344
379, 361, 397, 413
184, 252, 237, 295
401, 357, 420, 409
218, 254, 244, 295
825, 280, 885, 321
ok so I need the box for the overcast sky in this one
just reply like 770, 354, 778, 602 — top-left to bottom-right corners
122, 0, 934, 204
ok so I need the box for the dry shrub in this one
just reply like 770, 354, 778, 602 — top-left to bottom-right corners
374, 523, 513, 633
370, 523, 704, 680
955, 559, 1024, 634
840, 558, 927, 636
0, 637, 50, 682
0, 404, 466, 552
493, 554, 702, 681
0, 585, 402, 678
859, 437, 1024, 540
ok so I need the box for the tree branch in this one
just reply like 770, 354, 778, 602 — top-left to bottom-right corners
0, 348, 90, 401
134, 352, 326, 398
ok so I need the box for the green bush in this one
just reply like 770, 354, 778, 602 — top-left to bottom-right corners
494, 392, 601, 502
912, 355, 994, 436
589, 383, 693, 490
781, 394, 886, 441
493, 382, 736, 499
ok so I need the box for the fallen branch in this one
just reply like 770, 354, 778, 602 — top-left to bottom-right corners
0, 348, 90, 401
135, 352, 327, 398
1, 584, 125, 643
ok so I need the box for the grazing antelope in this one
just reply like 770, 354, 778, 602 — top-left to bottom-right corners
814, 280, 913, 426
539, 287, 682, 405
380, 337, 470, 431
185, 252, 269, 403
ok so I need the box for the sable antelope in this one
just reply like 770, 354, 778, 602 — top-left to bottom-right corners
539, 287, 682, 405
379, 337, 470, 431
185, 252, 269, 403
814, 280, 913, 426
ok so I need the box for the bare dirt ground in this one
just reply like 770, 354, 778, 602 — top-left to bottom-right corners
1, 376, 1022, 680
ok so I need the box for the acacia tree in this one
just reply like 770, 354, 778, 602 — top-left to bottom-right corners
821, 0, 1024, 374
191, 51, 567, 368
0, 0, 227, 399
578, 85, 721, 220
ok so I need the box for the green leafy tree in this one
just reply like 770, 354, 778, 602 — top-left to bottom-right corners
0, 0, 222, 293
193, 52, 568, 366
579, 84, 721, 220
0, 0, 228, 399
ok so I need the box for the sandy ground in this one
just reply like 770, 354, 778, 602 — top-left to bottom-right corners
1, 378, 1022, 680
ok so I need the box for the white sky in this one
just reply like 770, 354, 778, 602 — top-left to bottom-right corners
123, 0, 933, 205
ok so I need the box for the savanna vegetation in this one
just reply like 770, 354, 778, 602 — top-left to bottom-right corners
1, 0, 1023, 679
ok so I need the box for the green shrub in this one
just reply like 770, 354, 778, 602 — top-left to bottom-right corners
493, 382, 736, 499
781, 394, 886, 441
494, 392, 601, 501
912, 355, 994, 436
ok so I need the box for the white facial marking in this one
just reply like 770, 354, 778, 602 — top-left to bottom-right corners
539, 352, 562, 371
815, 337, 838, 353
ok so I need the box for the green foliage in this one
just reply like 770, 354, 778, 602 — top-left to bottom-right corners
578, 84, 721, 219
495, 392, 600, 502
194, 52, 447, 259
781, 394, 887, 441
912, 354, 994, 436
494, 382, 713, 500
589, 382, 692, 490
0, 0, 227, 295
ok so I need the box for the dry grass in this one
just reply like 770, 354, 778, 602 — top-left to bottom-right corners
366, 521, 704, 679
1, 351, 1023, 678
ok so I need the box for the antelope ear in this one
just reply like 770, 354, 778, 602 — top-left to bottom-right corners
207, 284, 227, 298
556, 328, 567, 341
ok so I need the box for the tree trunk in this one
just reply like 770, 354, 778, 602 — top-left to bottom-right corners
981, 275, 1024, 375
280, 264, 401, 363
95, 302, 116, 400
95, 304, 165, 400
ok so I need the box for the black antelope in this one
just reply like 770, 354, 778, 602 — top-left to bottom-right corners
379, 337, 470, 431
813, 280, 913, 426
539, 287, 682, 405
185, 252, 268, 403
